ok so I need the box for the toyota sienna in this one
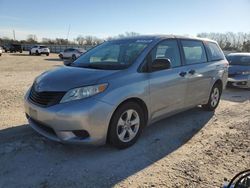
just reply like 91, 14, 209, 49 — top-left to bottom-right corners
24, 35, 228, 149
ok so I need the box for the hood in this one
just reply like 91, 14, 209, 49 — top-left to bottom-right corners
229, 64, 250, 74
34, 66, 118, 92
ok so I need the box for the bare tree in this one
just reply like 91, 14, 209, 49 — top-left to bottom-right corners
76, 35, 85, 45
197, 32, 250, 52
26, 34, 38, 43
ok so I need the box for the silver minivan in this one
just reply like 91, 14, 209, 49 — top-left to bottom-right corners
24, 35, 228, 149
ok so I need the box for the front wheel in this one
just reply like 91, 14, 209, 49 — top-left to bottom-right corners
72, 54, 77, 61
108, 102, 145, 149
46, 53, 49, 56
202, 83, 222, 111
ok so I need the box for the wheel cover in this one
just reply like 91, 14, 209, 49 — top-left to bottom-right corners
117, 109, 140, 142
211, 87, 220, 107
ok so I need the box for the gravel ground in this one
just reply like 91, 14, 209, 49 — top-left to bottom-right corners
0, 52, 249, 188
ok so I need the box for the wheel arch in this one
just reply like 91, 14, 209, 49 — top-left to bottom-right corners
214, 79, 223, 92
106, 97, 149, 143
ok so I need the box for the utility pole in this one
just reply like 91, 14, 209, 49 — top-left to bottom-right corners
13, 30, 16, 40
66, 24, 71, 44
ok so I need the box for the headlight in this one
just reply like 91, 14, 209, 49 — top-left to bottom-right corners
60, 83, 108, 103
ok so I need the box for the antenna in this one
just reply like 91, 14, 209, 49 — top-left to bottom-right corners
66, 24, 71, 43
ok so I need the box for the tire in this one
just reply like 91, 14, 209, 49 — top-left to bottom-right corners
36, 50, 39, 55
72, 54, 77, 61
202, 83, 222, 111
29, 51, 31, 55
59, 54, 63, 59
46, 53, 49, 56
108, 102, 146, 149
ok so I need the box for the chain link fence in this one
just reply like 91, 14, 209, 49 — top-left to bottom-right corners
21, 44, 94, 53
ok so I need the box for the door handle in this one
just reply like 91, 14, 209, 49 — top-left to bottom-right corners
179, 71, 187, 77
188, 69, 196, 75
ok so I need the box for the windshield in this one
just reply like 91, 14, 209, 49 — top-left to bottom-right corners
72, 39, 150, 70
226, 55, 250, 66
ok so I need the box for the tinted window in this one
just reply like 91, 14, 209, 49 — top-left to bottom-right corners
226, 55, 250, 66
151, 40, 181, 68
64, 48, 72, 52
181, 40, 207, 64
40, 46, 47, 49
205, 42, 224, 61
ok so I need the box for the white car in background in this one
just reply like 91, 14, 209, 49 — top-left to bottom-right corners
59, 48, 86, 60
0, 46, 3, 56
29, 45, 50, 56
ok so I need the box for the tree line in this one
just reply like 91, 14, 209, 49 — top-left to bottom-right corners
1, 32, 249, 52
0, 32, 140, 46
197, 32, 250, 52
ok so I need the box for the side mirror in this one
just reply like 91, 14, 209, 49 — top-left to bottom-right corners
151, 58, 171, 71
63, 59, 73, 66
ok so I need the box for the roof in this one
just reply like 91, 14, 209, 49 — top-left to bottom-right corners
111, 34, 216, 43
227, 52, 250, 56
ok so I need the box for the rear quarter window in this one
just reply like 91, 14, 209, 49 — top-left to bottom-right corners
205, 42, 224, 61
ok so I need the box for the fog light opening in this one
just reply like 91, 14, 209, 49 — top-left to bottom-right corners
72, 130, 90, 139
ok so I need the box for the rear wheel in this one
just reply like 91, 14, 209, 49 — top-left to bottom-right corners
202, 83, 222, 111
29, 51, 31, 55
108, 102, 145, 149
46, 53, 49, 56
36, 50, 39, 55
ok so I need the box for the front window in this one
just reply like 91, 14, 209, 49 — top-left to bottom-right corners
72, 39, 150, 70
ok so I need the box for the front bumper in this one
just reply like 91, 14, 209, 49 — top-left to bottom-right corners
40, 51, 49, 54
227, 75, 250, 88
24, 90, 114, 145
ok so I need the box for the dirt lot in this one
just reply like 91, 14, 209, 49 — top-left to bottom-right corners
0, 52, 249, 188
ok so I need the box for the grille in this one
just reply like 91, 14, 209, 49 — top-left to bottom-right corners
228, 73, 237, 77
29, 85, 65, 107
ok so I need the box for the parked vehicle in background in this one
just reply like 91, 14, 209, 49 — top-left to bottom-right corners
3, 44, 23, 53
226, 53, 250, 88
24, 35, 228, 149
59, 48, 86, 61
29, 45, 50, 56
0, 46, 2, 56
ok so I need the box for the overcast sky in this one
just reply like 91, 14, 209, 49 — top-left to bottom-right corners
0, 0, 249, 41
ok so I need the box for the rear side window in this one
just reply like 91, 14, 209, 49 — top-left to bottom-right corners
205, 42, 224, 61
181, 40, 207, 64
